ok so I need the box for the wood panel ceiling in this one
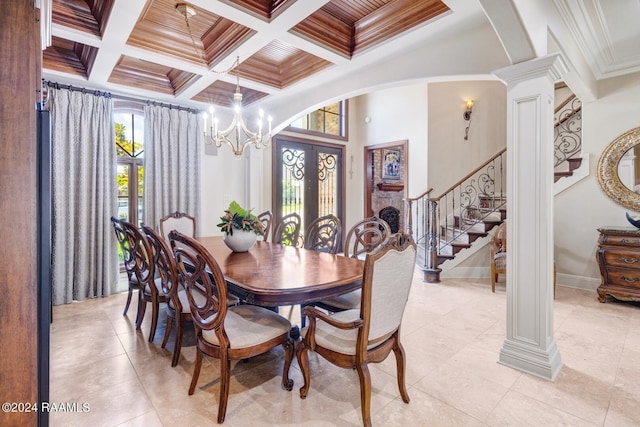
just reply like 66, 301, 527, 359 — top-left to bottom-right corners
43, 0, 450, 109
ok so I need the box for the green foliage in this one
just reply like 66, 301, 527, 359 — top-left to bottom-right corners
217, 201, 264, 236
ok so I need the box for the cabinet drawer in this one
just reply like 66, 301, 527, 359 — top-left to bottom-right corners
601, 250, 640, 268
600, 234, 640, 247
606, 269, 640, 289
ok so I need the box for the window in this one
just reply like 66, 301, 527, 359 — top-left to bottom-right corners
115, 112, 144, 227
288, 101, 347, 139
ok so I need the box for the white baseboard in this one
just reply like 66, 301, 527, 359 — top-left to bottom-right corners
441, 266, 490, 278
555, 273, 600, 291
440, 267, 600, 292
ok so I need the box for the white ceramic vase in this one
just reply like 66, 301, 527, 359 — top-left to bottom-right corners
223, 229, 258, 252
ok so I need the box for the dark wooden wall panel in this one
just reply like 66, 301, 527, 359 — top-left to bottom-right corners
0, 0, 39, 426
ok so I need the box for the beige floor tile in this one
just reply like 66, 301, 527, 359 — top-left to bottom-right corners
115, 410, 163, 427
48, 281, 640, 426
413, 361, 510, 421
51, 354, 137, 401
372, 387, 487, 426
604, 387, 640, 426
510, 366, 613, 425
485, 390, 600, 426
50, 377, 153, 427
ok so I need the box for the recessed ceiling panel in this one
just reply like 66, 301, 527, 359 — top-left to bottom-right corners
109, 55, 199, 95
291, 0, 449, 58
127, 0, 254, 68
225, 0, 294, 20
240, 40, 333, 89
43, 36, 98, 78
193, 80, 268, 107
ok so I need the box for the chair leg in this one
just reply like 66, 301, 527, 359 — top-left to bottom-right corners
355, 362, 372, 427
296, 339, 311, 398
123, 286, 133, 316
136, 294, 146, 331
147, 298, 159, 343
171, 320, 183, 368
392, 333, 410, 403
188, 348, 203, 395
282, 337, 294, 391
300, 304, 306, 328
217, 355, 231, 424
161, 316, 173, 349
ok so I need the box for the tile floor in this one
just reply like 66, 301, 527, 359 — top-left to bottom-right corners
50, 274, 640, 426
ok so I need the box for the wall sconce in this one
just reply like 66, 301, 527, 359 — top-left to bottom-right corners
463, 99, 474, 140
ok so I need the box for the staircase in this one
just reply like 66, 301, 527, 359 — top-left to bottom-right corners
409, 93, 583, 283
553, 94, 582, 183
407, 149, 507, 283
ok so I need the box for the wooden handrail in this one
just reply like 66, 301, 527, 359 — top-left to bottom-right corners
555, 105, 582, 128
431, 148, 507, 201
406, 187, 433, 203
554, 94, 575, 114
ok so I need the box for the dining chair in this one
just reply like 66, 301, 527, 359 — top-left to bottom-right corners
120, 220, 168, 342
273, 212, 302, 247
299, 214, 343, 327
111, 216, 140, 318
142, 224, 203, 366
490, 221, 507, 293
310, 216, 392, 314
296, 231, 417, 427
168, 230, 295, 424
490, 221, 557, 297
257, 210, 272, 242
304, 214, 342, 254
159, 211, 196, 240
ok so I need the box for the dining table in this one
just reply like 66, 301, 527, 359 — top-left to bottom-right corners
196, 236, 365, 308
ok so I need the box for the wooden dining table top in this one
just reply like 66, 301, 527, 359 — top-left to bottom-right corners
196, 236, 365, 307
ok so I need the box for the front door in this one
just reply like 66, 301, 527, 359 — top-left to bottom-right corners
273, 137, 345, 243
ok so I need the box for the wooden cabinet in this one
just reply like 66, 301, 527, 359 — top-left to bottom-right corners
597, 227, 640, 303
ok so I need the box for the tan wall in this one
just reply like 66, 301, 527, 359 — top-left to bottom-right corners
427, 81, 507, 196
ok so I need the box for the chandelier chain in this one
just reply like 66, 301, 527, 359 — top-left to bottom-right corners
181, 13, 207, 66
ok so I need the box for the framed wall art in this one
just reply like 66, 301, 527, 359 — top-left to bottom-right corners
382, 148, 401, 179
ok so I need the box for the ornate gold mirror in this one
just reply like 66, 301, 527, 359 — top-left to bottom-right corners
597, 127, 640, 211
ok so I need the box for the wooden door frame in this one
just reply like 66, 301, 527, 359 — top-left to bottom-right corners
364, 140, 409, 218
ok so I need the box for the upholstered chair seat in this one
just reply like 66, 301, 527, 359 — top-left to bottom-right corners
201, 305, 292, 349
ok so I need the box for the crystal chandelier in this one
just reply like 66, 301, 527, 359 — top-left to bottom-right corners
202, 56, 273, 158
175, 4, 272, 158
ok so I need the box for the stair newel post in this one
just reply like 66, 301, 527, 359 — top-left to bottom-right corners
424, 197, 442, 283
406, 198, 413, 236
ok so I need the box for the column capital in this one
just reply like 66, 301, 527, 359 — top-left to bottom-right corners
493, 54, 569, 86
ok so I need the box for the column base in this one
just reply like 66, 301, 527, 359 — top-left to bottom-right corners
499, 337, 562, 381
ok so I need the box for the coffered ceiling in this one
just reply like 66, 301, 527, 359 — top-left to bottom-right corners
42, 0, 640, 117
43, 0, 450, 109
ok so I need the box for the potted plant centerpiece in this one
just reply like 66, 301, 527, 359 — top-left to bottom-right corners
217, 201, 264, 252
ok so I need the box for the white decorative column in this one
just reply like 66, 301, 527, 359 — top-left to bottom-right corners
494, 55, 565, 380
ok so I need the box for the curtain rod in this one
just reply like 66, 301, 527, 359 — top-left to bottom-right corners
42, 80, 202, 114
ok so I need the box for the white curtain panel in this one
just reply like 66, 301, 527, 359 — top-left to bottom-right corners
49, 87, 118, 305
144, 104, 201, 234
